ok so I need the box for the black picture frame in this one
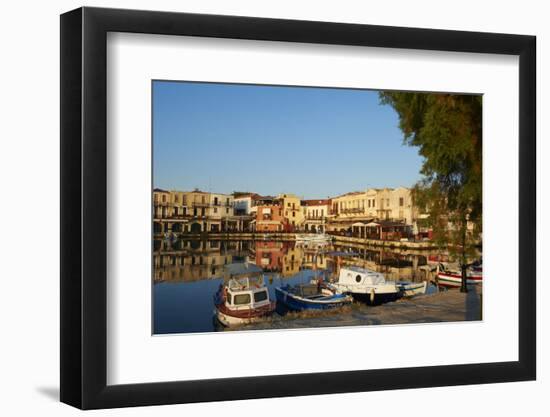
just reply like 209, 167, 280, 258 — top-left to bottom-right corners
60, 6, 536, 410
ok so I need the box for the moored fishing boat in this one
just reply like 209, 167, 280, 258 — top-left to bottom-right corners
275, 281, 352, 311
396, 280, 428, 297
329, 266, 400, 304
436, 263, 483, 288
214, 263, 275, 326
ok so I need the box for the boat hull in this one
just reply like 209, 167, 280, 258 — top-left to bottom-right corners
397, 281, 428, 297
437, 272, 482, 288
275, 287, 351, 311
350, 291, 400, 305
330, 281, 400, 305
214, 302, 275, 327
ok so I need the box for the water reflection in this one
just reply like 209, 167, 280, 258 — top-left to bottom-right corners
153, 239, 442, 334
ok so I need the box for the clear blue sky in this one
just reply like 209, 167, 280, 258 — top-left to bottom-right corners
153, 81, 423, 199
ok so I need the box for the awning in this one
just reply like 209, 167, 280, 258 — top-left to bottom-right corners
352, 222, 366, 227
365, 222, 380, 227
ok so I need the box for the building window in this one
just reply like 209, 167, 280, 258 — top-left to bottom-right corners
213, 207, 217, 213
226, 208, 229, 214
399, 197, 404, 207
162, 195, 166, 203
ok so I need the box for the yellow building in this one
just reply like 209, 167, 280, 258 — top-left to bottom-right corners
278, 193, 305, 231
328, 187, 416, 233
153, 189, 242, 234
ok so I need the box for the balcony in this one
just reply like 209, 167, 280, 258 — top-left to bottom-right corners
340, 208, 365, 214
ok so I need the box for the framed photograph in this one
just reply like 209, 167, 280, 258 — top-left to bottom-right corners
60, 6, 536, 409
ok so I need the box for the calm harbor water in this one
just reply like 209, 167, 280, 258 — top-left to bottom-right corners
153, 239, 448, 334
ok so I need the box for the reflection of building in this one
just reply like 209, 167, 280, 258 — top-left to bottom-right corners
253, 241, 286, 271
281, 245, 303, 277
301, 199, 330, 233
300, 250, 328, 271
153, 239, 246, 282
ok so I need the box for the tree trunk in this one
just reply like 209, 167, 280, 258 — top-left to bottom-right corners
460, 214, 468, 293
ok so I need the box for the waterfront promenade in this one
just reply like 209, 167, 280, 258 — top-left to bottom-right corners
224, 286, 482, 331
156, 231, 437, 250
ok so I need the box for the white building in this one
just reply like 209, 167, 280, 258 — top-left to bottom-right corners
302, 199, 331, 233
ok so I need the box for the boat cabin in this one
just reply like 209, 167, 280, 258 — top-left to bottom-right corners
223, 275, 271, 310
338, 266, 386, 286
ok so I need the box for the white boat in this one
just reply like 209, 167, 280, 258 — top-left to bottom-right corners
396, 280, 428, 297
329, 266, 400, 304
214, 264, 275, 326
295, 233, 332, 243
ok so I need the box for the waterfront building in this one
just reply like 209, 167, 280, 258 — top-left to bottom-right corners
153, 189, 246, 234
327, 187, 417, 234
253, 203, 285, 232
233, 193, 260, 231
278, 193, 305, 231
301, 199, 331, 233
233, 193, 258, 215
208, 192, 235, 232
153, 188, 172, 219
374, 187, 415, 224
328, 191, 372, 233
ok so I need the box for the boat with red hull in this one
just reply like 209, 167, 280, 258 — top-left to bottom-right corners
214, 263, 275, 326
437, 263, 483, 288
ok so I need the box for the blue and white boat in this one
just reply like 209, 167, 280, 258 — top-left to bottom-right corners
275, 282, 352, 311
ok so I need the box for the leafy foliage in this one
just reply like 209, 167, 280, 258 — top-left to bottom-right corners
380, 92, 482, 263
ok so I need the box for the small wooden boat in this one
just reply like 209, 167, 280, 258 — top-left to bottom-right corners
436, 263, 483, 288
330, 266, 400, 304
214, 263, 275, 326
396, 281, 428, 297
275, 281, 352, 311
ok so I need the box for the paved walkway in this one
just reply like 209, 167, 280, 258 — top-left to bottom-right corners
230, 286, 483, 331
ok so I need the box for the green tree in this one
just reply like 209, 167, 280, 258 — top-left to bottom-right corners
380, 92, 482, 291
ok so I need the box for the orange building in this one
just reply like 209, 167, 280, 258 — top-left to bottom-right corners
254, 204, 284, 232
